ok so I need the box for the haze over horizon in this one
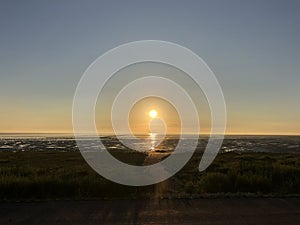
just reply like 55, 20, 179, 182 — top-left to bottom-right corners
1, 0, 299, 135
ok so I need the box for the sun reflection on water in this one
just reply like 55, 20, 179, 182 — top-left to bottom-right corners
150, 132, 157, 151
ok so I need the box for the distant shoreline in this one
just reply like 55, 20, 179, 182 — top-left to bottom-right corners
1, 133, 300, 137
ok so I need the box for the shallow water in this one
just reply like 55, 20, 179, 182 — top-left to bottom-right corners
0, 134, 299, 154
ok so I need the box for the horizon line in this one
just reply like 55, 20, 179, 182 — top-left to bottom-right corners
0, 132, 300, 136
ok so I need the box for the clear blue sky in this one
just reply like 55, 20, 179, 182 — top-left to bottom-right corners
0, 0, 299, 134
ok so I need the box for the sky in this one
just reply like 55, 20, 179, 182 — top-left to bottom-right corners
0, 0, 299, 134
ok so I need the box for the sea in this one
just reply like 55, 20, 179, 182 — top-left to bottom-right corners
0, 133, 299, 154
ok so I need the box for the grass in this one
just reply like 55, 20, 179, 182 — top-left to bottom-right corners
178, 152, 300, 195
0, 150, 299, 200
0, 150, 151, 200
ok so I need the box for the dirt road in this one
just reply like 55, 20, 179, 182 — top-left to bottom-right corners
0, 198, 299, 225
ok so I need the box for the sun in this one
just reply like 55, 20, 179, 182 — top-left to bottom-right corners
149, 109, 157, 118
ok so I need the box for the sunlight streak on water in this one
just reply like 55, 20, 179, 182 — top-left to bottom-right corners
0, 134, 299, 154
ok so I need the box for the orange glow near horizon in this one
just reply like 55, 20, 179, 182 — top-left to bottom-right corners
0, 97, 299, 135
